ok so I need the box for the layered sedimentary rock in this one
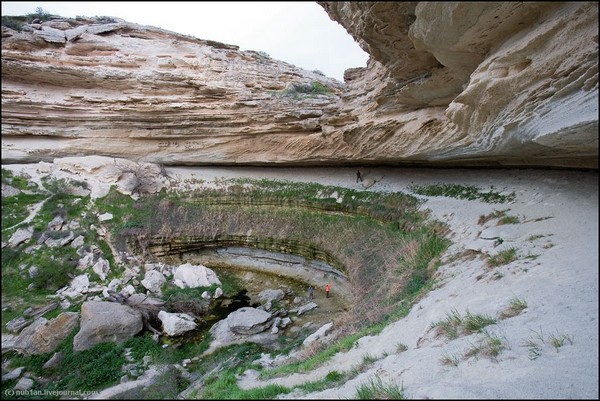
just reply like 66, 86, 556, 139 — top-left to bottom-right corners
2, 2, 598, 168
319, 1, 598, 168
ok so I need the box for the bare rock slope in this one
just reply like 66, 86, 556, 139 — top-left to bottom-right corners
2, 2, 598, 168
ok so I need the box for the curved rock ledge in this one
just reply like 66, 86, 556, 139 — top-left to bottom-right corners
181, 246, 352, 301
145, 234, 346, 276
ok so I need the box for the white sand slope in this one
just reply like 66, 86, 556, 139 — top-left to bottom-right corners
3, 160, 597, 399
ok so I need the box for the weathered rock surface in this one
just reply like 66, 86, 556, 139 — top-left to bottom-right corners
10, 312, 79, 355
172, 263, 221, 289
157, 311, 197, 336
73, 301, 143, 351
1, 4, 597, 168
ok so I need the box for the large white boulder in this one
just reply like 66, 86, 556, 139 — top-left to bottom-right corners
172, 263, 221, 288
157, 311, 197, 336
141, 270, 166, 294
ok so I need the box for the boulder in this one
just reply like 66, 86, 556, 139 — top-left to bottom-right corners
91, 257, 110, 281
14, 377, 34, 391
73, 302, 143, 351
141, 270, 166, 294
172, 263, 221, 288
157, 311, 197, 336
11, 312, 79, 355
8, 227, 33, 247
258, 289, 285, 303
60, 274, 89, 298
291, 302, 318, 316
2, 366, 24, 382
5, 316, 31, 334
303, 322, 334, 347
226, 307, 272, 335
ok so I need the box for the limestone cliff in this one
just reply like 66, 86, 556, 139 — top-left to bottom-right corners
2, 2, 598, 168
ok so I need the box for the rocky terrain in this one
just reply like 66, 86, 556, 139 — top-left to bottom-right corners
2, 2, 597, 168
0, 2, 598, 399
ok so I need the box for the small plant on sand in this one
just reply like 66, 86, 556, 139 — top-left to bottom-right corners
499, 297, 528, 319
487, 247, 518, 267
355, 374, 405, 399
432, 309, 496, 340
440, 351, 460, 367
463, 330, 508, 361
395, 342, 408, 353
497, 214, 520, 225
478, 209, 510, 225
549, 333, 574, 352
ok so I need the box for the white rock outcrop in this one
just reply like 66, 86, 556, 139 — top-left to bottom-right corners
172, 263, 221, 289
157, 311, 197, 336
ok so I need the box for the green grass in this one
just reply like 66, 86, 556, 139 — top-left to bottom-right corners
487, 247, 518, 267
432, 309, 496, 340
3, 173, 453, 398
97, 179, 448, 329
410, 184, 515, 204
499, 297, 528, 319
497, 215, 520, 225
464, 330, 508, 360
355, 374, 405, 399
272, 81, 334, 99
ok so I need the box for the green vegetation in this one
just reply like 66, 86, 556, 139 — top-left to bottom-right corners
431, 309, 497, 340
2, 7, 53, 31
97, 178, 448, 329
355, 374, 405, 399
410, 183, 515, 204
499, 297, 528, 319
487, 247, 518, 267
2, 170, 450, 398
272, 81, 334, 99
549, 332, 574, 352
464, 330, 508, 360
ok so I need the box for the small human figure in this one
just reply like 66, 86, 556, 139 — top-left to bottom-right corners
325, 284, 331, 298
308, 286, 314, 300
356, 170, 363, 183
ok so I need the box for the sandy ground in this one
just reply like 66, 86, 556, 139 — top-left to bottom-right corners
2, 160, 598, 399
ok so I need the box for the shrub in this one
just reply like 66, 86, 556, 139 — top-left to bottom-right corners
355, 374, 405, 399
1, 16, 25, 31
487, 247, 518, 267
275, 81, 334, 99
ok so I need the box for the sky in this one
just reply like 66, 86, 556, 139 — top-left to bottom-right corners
1, 1, 369, 81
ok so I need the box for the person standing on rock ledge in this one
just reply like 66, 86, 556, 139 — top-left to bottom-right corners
356, 170, 363, 183
325, 284, 331, 298
308, 286, 314, 300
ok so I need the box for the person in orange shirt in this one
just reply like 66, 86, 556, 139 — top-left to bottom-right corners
325, 284, 331, 298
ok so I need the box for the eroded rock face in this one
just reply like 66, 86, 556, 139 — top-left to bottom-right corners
1, 16, 343, 166
1, 4, 598, 168
73, 301, 143, 351
10, 312, 79, 355
318, 1, 598, 168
